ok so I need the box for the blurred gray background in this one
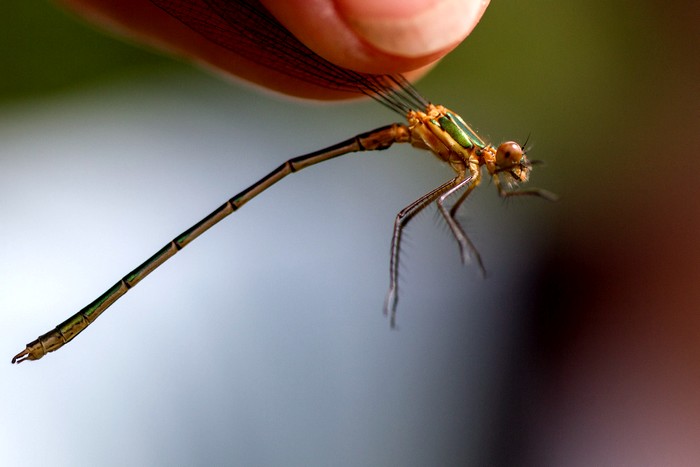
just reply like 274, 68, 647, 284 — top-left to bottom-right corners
1, 1, 698, 466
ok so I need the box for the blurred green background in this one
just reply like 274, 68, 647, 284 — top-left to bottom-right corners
1, 1, 699, 466
0, 1, 170, 100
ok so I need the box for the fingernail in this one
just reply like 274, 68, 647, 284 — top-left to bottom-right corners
337, 0, 489, 58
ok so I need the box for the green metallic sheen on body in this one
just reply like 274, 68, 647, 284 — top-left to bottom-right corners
448, 112, 485, 148
437, 116, 473, 149
83, 282, 123, 318
126, 244, 173, 283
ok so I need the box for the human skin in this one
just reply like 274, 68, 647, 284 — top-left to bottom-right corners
57, 0, 490, 99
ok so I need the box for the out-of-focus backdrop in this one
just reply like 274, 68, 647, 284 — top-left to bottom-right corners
1, 1, 698, 466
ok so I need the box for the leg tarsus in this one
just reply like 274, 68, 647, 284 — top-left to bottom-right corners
497, 184, 559, 202
383, 286, 398, 329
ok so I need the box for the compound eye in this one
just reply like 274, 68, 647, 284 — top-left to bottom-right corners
495, 141, 523, 167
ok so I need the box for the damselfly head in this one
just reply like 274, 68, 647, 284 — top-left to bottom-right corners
495, 141, 532, 182
495, 141, 523, 167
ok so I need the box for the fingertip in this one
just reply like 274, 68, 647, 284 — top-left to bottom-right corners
263, 0, 486, 75
58, 0, 481, 99
335, 0, 490, 58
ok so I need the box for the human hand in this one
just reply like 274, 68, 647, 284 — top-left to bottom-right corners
58, 0, 490, 99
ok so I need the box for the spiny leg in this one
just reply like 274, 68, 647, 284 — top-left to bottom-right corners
493, 175, 559, 201
384, 178, 460, 327
437, 176, 487, 276
448, 178, 477, 219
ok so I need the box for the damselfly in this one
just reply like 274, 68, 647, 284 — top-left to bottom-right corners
12, 0, 556, 364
